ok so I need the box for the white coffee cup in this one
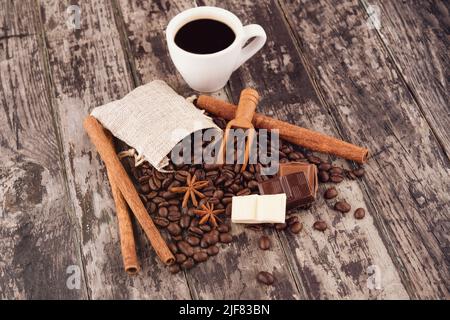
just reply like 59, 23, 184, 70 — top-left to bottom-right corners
166, 6, 267, 93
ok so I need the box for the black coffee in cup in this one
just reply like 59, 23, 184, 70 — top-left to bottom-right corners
174, 19, 236, 54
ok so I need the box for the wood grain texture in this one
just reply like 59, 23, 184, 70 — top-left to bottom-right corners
278, 0, 450, 298
38, 0, 190, 299
116, 0, 302, 299
360, 0, 450, 157
0, 0, 86, 299
203, 0, 408, 299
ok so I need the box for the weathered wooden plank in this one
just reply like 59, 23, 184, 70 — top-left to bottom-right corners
278, 0, 450, 298
204, 0, 409, 299
116, 0, 302, 299
38, 0, 191, 299
360, 0, 450, 157
0, 0, 86, 299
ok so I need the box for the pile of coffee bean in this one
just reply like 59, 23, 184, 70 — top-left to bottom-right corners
121, 115, 365, 275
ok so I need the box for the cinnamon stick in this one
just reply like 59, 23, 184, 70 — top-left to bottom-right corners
196, 95, 369, 163
83, 116, 175, 265
104, 132, 140, 275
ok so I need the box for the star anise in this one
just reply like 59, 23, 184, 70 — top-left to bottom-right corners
169, 173, 209, 208
193, 202, 225, 228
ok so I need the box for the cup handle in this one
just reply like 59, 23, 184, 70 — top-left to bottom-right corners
233, 24, 267, 71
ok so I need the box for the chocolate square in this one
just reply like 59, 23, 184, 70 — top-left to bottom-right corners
258, 162, 318, 209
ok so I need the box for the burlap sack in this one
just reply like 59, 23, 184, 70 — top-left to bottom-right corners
91, 80, 221, 171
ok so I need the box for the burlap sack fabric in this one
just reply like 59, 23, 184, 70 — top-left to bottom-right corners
91, 80, 221, 171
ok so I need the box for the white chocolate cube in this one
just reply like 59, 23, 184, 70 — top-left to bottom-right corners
231, 194, 286, 224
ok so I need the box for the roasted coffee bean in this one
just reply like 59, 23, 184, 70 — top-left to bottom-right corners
209, 197, 220, 205
324, 187, 338, 199
168, 205, 179, 212
313, 220, 327, 231
146, 202, 157, 214
168, 199, 180, 206
334, 200, 351, 213
192, 246, 202, 254
213, 189, 224, 200
168, 180, 181, 190
219, 233, 233, 243
318, 162, 332, 171
147, 191, 158, 199
237, 188, 251, 196
194, 169, 206, 180
172, 235, 183, 241
186, 235, 200, 246
225, 203, 232, 216
200, 238, 209, 248
352, 168, 365, 177
307, 155, 322, 165
168, 211, 181, 222
214, 176, 226, 185
152, 196, 165, 204
248, 180, 259, 190
275, 223, 287, 231
158, 201, 170, 208
161, 191, 176, 200
354, 208, 366, 219
193, 251, 208, 263
168, 242, 178, 254
289, 221, 303, 234
167, 223, 181, 236
217, 224, 229, 233
175, 173, 188, 182
153, 216, 170, 228
149, 176, 161, 190
158, 207, 168, 218
199, 224, 212, 232
330, 174, 344, 183
242, 171, 253, 181
229, 184, 241, 193
190, 219, 199, 228
206, 231, 219, 245
181, 258, 195, 270
180, 215, 191, 229
329, 167, 343, 175
140, 182, 151, 193
175, 253, 187, 264
257, 271, 275, 285
204, 163, 222, 171
162, 177, 174, 189
177, 241, 194, 257
318, 171, 330, 182
206, 170, 219, 178
258, 235, 271, 250
286, 216, 299, 225
222, 197, 233, 205
168, 264, 181, 274
288, 152, 300, 160
207, 245, 219, 256
189, 226, 204, 237
158, 207, 169, 218
138, 175, 150, 184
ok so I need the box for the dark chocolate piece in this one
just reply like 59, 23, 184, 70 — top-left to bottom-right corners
258, 171, 316, 209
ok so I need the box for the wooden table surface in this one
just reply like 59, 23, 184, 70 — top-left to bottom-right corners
1, 0, 449, 300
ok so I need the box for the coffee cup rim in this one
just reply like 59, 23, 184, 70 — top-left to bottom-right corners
166, 6, 243, 58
